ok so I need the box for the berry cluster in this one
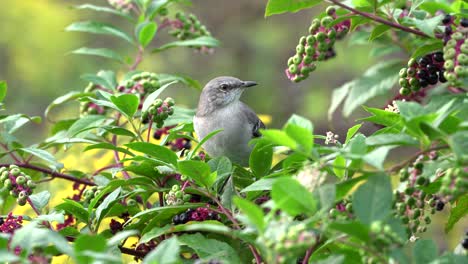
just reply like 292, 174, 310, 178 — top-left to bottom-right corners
329, 199, 353, 220
398, 53, 446, 96
164, 184, 191, 206
80, 83, 107, 117
153, 125, 192, 152
168, 12, 213, 53
0, 165, 36, 206
172, 207, 219, 225
108, 0, 133, 13
132, 240, 157, 261
440, 167, 468, 201
141, 98, 175, 128
120, 72, 161, 96
82, 186, 104, 204
441, 15, 468, 87
260, 219, 317, 264
285, 6, 350, 82
0, 212, 23, 234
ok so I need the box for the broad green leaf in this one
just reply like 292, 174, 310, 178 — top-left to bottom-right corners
345, 124, 362, 144
107, 230, 139, 247
328, 80, 351, 120
143, 237, 180, 264
352, 173, 392, 225
315, 255, 345, 264
285, 123, 313, 153
336, 175, 368, 201
156, 73, 201, 90
102, 126, 136, 138
445, 193, 468, 233
75, 4, 133, 20
363, 146, 396, 170
413, 239, 437, 264
369, 24, 391, 41
21, 147, 63, 169
67, 115, 107, 137
233, 197, 265, 232
152, 36, 220, 53
75, 234, 106, 264
249, 141, 273, 178
342, 60, 401, 117
45, 91, 93, 121
241, 177, 278, 192
0, 81, 7, 102
110, 93, 139, 118
420, 2, 454, 14
365, 133, 418, 146
28, 191, 51, 212
408, 15, 444, 37
329, 221, 370, 242
265, 0, 322, 16
66, 21, 134, 44
189, 129, 223, 159
360, 106, 403, 128
344, 133, 367, 158
84, 142, 135, 157
411, 40, 443, 58
333, 155, 346, 179
141, 222, 232, 244
81, 70, 117, 90
286, 114, 313, 131
272, 177, 316, 216
449, 131, 468, 163
136, 21, 158, 47
146, 0, 171, 19
0, 114, 42, 134
396, 101, 426, 120
95, 187, 121, 227
70, 47, 124, 63
178, 233, 240, 263
142, 81, 177, 112
261, 129, 297, 149
314, 184, 336, 211
55, 199, 90, 223
178, 160, 214, 187
125, 142, 179, 166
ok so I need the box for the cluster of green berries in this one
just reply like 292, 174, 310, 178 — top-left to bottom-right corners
169, 12, 212, 52
285, 6, 350, 82
439, 167, 468, 201
80, 83, 107, 116
141, 97, 175, 128
394, 156, 441, 235
119, 72, 161, 95
0, 165, 36, 206
260, 218, 317, 263
329, 199, 353, 220
164, 184, 191, 206
398, 52, 446, 96
82, 186, 104, 204
441, 23, 468, 87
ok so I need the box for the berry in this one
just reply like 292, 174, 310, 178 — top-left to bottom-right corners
326, 6, 336, 16
463, 238, 468, 249
400, 87, 410, 95
461, 18, 468, 28
435, 201, 445, 211
418, 57, 430, 66
442, 14, 452, 25
433, 52, 444, 62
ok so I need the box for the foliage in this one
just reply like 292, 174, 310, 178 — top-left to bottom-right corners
0, 0, 467, 263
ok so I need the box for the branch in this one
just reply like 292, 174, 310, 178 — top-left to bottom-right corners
327, 0, 430, 38
130, 46, 144, 71
0, 163, 96, 186
387, 145, 449, 173
118, 246, 147, 259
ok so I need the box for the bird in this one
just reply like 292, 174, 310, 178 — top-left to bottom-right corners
193, 76, 265, 166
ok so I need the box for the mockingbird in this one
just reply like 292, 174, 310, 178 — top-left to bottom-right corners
193, 76, 265, 166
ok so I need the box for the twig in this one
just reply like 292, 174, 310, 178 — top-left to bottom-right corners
92, 163, 122, 176
0, 163, 95, 186
302, 235, 322, 264
118, 246, 147, 258
27, 197, 41, 216
130, 46, 144, 71
327, 0, 430, 38
0, 143, 22, 163
387, 145, 449, 173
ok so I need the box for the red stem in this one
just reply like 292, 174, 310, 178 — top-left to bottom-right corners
0, 143, 22, 163
92, 163, 122, 176
27, 197, 41, 215
147, 118, 153, 143
130, 46, 144, 71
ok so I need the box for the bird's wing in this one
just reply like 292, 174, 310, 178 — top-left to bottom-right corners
240, 102, 265, 138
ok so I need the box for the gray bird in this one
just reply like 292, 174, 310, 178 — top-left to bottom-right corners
193, 76, 265, 166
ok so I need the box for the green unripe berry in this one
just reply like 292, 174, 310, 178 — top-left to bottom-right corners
399, 87, 410, 95
303, 55, 313, 65
326, 6, 336, 16
287, 57, 295, 66
399, 78, 410, 88
309, 19, 320, 33
306, 35, 316, 45
292, 55, 302, 65
444, 71, 457, 82
407, 58, 417, 67
445, 39, 457, 49
296, 44, 305, 54
345, 203, 353, 212
125, 80, 134, 88
27, 180, 36, 189
424, 216, 431, 224
165, 97, 175, 106
16, 176, 26, 185
299, 36, 307, 45
316, 52, 326, 61
4, 179, 12, 189
318, 42, 329, 52
18, 191, 27, 199
399, 68, 407, 78
408, 197, 416, 207
168, 108, 174, 115
329, 208, 339, 217
150, 80, 160, 89
183, 194, 191, 202
10, 168, 20, 176
142, 80, 152, 90
452, 32, 464, 40
17, 197, 27, 206
443, 48, 456, 60
171, 185, 180, 192
10, 190, 18, 198
127, 199, 137, 206
180, 175, 188, 181
0, 171, 8, 182
305, 46, 315, 56
370, 221, 383, 233
175, 190, 183, 199
409, 77, 419, 87
402, 216, 410, 224
406, 67, 416, 77
315, 32, 327, 42
413, 209, 421, 219
454, 65, 464, 76
327, 29, 337, 39
444, 60, 455, 70
158, 7, 168, 16
458, 53, 468, 65
460, 44, 468, 54
141, 72, 151, 79
321, 16, 334, 27
289, 64, 299, 74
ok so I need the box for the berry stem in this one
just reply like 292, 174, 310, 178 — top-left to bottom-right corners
0, 143, 23, 164
130, 46, 144, 71
0, 163, 95, 186
26, 197, 41, 216
387, 145, 449, 173
302, 236, 322, 264
146, 118, 153, 143
327, 0, 430, 38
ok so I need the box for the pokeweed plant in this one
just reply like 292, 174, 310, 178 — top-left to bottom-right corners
0, 0, 467, 263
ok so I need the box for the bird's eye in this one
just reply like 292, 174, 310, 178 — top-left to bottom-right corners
220, 84, 228, 90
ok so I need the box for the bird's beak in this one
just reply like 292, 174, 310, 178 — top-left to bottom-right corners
242, 81, 257, 88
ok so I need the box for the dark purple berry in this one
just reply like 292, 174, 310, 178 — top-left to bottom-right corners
442, 14, 452, 25
419, 79, 429, 88
436, 201, 445, 211
461, 18, 468, 28
433, 52, 444, 62
179, 213, 188, 223
438, 71, 448, 83
426, 64, 438, 73
417, 70, 429, 79
445, 26, 453, 35
172, 214, 180, 224
428, 74, 439, 85
0, 217, 3, 225
418, 57, 430, 66
462, 238, 468, 249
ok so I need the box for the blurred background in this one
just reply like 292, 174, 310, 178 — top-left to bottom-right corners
0, 0, 464, 252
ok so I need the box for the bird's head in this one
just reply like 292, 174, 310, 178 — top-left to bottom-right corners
197, 76, 257, 115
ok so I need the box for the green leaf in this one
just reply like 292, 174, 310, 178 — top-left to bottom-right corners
365, 133, 418, 146
329, 221, 370, 242
95, 187, 121, 227
241, 177, 278, 192
75, 4, 133, 20
142, 81, 177, 112
28, 191, 51, 212
81, 71, 117, 90
333, 155, 346, 179
45, 91, 93, 121
0, 114, 42, 134
67, 115, 107, 137
152, 36, 220, 53
74, 234, 106, 264
156, 73, 201, 90
272, 177, 317, 216
413, 239, 437, 264
314, 184, 336, 211
55, 199, 90, 224
110, 93, 139, 118
285, 123, 313, 153
363, 146, 396, 170
336, 175, 368, 201
233, 197, 265, 232
66, 21, 134, 44
249, 141, 273, 178
20, 147, 63, 169
445, 193, 468, 233
360, 106, 403, 128
265, 0, 322, 16
353, 174, 392, 225
146, 0, 171, 19
178, 233, 240, 263
0, 81, 7, 102
70, 47, 124, 63
345, 124, 362, 144
328, 77, 351, 120
102, 126, 136, 138
125, 142, 179, 166
342, 60, 401, 117
84, 142, 135, 157
411, 40, 443, 58
369, 24, 391, 41
396, 101, 426, 120
449, 131, 468, 163
143, 237, 180, 264
178, 160, 215, 187
408, 15, 444, 37
189, 129, 223, 159
136, 21, 158, 47
261, 129, 297, 149
107, 230, 139, 247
